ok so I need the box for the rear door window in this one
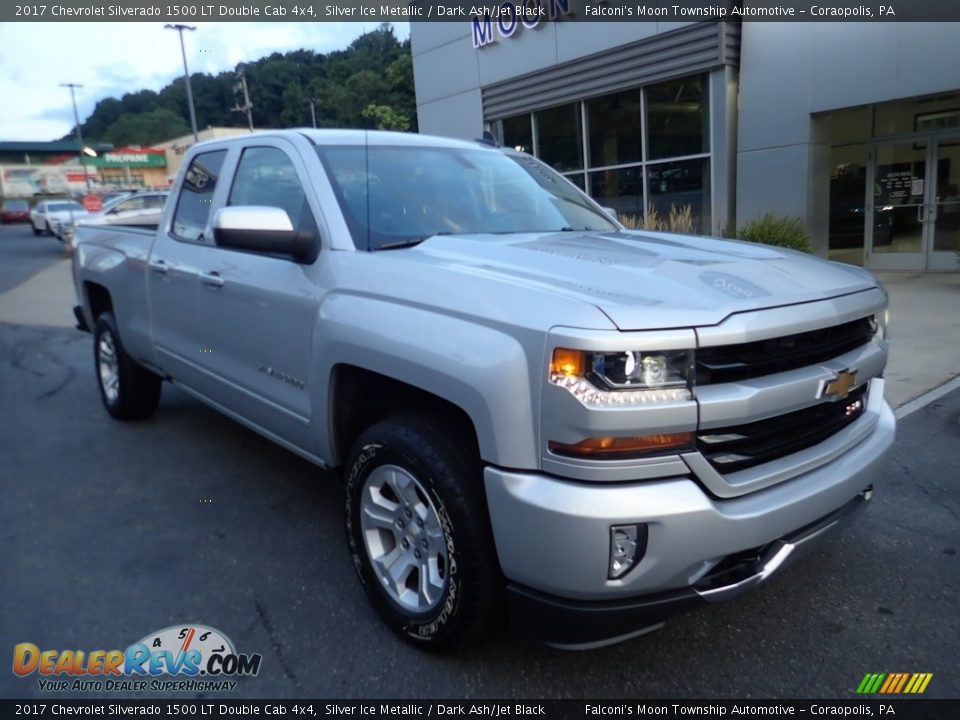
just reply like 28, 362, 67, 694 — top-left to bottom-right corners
171, 150, 227, 242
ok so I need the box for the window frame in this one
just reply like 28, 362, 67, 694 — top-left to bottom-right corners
226, 145, 318, 238
169, 148, 230, 245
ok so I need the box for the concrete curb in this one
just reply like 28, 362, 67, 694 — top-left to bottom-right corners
894, 375, 960, 419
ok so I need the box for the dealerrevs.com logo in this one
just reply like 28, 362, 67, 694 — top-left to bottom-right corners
13, 624, 262, 692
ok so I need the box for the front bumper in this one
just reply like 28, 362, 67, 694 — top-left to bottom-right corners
507, 488, 870, 649
484, 396, 895, 646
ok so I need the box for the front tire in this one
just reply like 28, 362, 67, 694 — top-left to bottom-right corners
344, 415, 502, 648
93, 311, 162, 420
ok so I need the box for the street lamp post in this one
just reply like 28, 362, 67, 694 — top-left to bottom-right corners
60, 82, 92, 193
165, 23, 200, 143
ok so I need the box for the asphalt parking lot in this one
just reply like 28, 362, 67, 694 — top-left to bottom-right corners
0, 226, 957, 700
0, 222, 65, 294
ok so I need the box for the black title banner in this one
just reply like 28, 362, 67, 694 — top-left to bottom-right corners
3, 0, 960, 22
4, 699, 960, 719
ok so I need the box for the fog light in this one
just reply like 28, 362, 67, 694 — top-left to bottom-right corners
609, 524, 648, 579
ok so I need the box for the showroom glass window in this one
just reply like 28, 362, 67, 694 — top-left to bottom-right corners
645, 75, 708, 160
501, 115, 533, 155
534, 103, 583, 173
495, 73, 711, 233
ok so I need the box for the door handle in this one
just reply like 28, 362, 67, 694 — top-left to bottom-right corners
148, 259, 168, 274
200, 271, 224, 288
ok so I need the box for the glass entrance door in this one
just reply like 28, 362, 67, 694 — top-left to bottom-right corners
866, 141, 928, 270
929, 136, 960, 270
867, 136, 960, 270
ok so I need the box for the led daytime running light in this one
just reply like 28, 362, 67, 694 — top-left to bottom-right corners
549, 373, 691, 407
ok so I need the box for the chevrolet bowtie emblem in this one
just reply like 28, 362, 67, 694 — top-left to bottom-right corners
821, 369, 858, 400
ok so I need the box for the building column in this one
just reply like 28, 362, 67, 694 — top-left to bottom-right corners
710, 66, 739, 236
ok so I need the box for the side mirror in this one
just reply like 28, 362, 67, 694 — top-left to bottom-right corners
212, 206, 316, 262
602, 206, 619, 222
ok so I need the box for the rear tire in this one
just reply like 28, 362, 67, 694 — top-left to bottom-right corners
93, 311, 162, 420
344, 414, 502, 648
32, 223, 41, 236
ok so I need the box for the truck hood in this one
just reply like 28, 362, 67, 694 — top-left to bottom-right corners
403, 230, 879, 330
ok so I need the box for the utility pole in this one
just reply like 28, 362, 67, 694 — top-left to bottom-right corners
309, 99, 317, 129
164, 23, 199, 142
232, 72, 254, 132
60, 82, 92, 193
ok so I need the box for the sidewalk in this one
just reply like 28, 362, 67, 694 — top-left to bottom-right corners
874, 271, 960, 408
0, 259, 956, 409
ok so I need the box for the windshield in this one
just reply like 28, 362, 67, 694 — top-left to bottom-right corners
315, 144, 618, 250
3, 200, 28, 210
49, 202, 83, 212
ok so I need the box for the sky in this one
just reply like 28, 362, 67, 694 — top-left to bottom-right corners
0, 22, 411, 142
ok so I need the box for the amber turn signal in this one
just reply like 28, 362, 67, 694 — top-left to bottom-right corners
550, 348, 586, 377
549, 432, 693, 459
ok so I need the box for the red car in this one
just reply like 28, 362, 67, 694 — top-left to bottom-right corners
1, 199, 30, 224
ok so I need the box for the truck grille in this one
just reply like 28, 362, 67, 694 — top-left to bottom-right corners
696, 384, 868, 474
696, 316, 875, 384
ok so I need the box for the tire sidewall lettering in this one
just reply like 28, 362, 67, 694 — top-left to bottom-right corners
345, 437, 462, 642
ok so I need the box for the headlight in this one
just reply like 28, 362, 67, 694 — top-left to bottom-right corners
549, 348, 694, 406
590, 349, 691, 389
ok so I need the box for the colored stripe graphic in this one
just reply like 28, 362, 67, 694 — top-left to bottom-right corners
893, 673, 909, 693
857, 672, 932, 694
879, 674, 897, 693
856, 673, 885, 694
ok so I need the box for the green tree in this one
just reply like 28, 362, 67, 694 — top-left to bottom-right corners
361, 103, 410, 131
104, 108, 190, 146
69, 23, 417, 143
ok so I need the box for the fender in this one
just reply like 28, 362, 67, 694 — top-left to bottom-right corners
312, 292, 543, 470
74, 228, 155, 363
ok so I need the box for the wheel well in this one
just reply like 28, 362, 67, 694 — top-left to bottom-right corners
85, 283, 113, 321
330, 365, 480, 468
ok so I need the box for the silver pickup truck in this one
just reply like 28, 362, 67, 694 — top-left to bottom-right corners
72, 129, 896, 649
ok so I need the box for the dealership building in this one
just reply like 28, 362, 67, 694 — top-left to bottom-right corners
411, 18, 960, 271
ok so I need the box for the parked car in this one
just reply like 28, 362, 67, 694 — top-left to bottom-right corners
61, 191, 170, 250
1, 199, 31, 224
30, 200, 88, 238
101, 190, 136, 205
88, 191, 168, 227
72, 130, 895, 649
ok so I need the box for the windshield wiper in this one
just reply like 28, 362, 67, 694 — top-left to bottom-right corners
373, 232, 453, 251
375, 238, 426, 251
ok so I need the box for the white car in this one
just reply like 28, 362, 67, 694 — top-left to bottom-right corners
30, 200, 89, 239
82, 191, 169, 228
62, 191, 170, 249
